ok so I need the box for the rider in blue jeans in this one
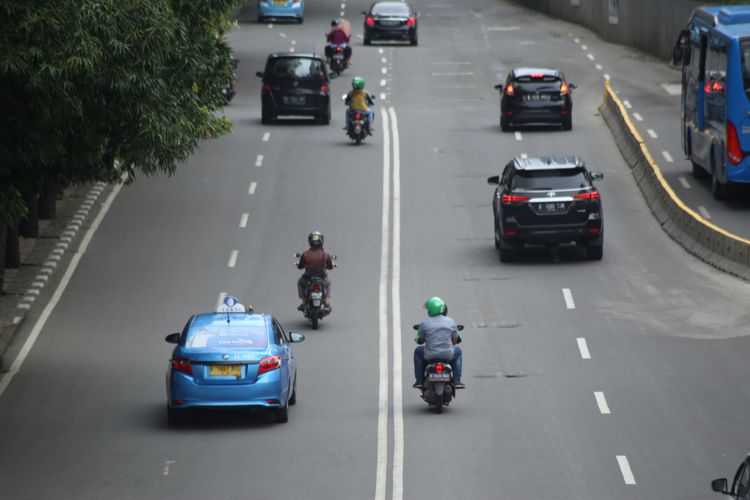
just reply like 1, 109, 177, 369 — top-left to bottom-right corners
413, 296, 464, 389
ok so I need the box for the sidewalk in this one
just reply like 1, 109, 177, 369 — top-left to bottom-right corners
0, 182, 112, 368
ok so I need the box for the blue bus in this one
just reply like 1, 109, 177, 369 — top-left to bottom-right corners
673, 6, 750, 199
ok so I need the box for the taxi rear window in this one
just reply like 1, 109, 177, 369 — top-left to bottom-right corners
184, 315, 268, 351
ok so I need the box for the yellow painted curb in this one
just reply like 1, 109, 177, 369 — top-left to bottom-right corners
602, 80, 750, 246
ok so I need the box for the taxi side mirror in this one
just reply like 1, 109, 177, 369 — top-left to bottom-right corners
289, 332, 306, 343
165, 333, 181, 344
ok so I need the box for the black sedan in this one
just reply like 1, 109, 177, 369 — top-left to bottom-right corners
712, 454, 750, 499
487, 156, 604, 262
363, 1, 418, 46
494, 67, 576, 131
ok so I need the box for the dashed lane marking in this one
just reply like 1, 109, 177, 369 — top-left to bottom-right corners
562, 288, 575, 309
595, 64, 603, 70
227, 250, 238, 268
617, 456, 636, 485
279, 32, 287, 38
698, 206, 711, 219
595, 392, 611, 414
382, 67, 387, 74
623, 100, 632, 109
255, 154, 263, 167
582, 45, 588, 50
587, 53, 595, 61
662, 83, 681, 96
262, 132, 270, 142
249, 182, 257, 194
632, 112, 643, 121
380, 79, 387, 86
514, 131, 522, 141
239, 213, 249, 228
647, 129, 657, 139
603, 74, 610, 81
678, 177, 691, 189
380, 93, 386, 99
577, 338, 591, 359
662, 151, 674, 163
520, 153, 528, 159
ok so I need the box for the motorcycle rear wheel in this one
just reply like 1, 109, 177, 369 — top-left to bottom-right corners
434, 398, 443, 414
310, 306, 319, 329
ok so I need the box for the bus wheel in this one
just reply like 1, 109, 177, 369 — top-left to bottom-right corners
691, 161, 708, 180
711, 168, 728, 200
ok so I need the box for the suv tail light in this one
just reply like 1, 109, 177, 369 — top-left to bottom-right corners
171, 358, 193, 376
501, 194, 529, 204
258, 355, 281, 375
406, 17, 416, 26
366, 16, 375, 26
560, 82, 569, 95
320, 81, 329, 94
727, 120, 744, 166
573, 191, 600, 200
261, 82, 272, 93
504, 83, 515, 96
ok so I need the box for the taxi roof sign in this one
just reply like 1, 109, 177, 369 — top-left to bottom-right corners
217, 295, 252, 313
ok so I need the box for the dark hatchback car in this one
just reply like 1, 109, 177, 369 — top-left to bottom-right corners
256, 53, 331, 124
487, 156, 603, 262
712, 454, 750, 499
494, 68, 576, 131
363, 1, 418, 46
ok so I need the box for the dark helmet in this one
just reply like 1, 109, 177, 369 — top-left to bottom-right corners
331, 19, 338, 27
308, 231, 324, 248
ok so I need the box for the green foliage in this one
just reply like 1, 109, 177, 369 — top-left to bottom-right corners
0, 0, 243, 223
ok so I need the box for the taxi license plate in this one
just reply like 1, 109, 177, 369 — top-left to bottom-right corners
536, 202, 566, 213
210, 364, 242, 377
428, 373, 451, 381
274, 0, 286, 5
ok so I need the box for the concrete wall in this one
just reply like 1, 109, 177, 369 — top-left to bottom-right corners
512, 0, 708, 61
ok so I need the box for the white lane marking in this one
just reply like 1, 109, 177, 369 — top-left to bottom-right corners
514, 131, 523, 141
380, 79, 387, 86
341, 2, 345, 8
574, 37, 580, 43
582, 44, 588, 50
17, 303, 30, 310
22, 296, 36, 303
341, 10, 345, 16
35, 274, 48, 282
357, 34, 364, 39
617, 456, 636, 485
379, 48, 384, 54
577, 338, 591, 359
26, 289, 40, 296
291, 40, 296, 45
520, 153, 528, 159
163, 460, 176, 477
12, 317, 21, 325
380, 93, 386, 100
698, 206, 711, 219
486, 26, 520, 31
381, 57, 387, 63
647, 129, 658, 139
249, 182, 257, 194
587, 53, 595, 61
661, 151, 674, 163
290, 47, 295, 53
375, 108, 391, 500
662, 83, 681, 96
678, 177, 691, 189
227, 250, 238, 268
255, 154, 263, 167
239, 213, 249, 228
595, 392, 611, 414
623, 100, 632, 109
388, 107, 404, 500
434, 84, 477, 89
603, 74, 610, 81
215, 292, 227, 311
430, 72, 474, 76
279, 32, 287, 38
31, 281, 45, 288
0, 182, 124, 397
268, 23, 273, 29
562, 288, 575, 309
431, 61, 472, 65
262, 132, 270, 142
632, 112, 643, 122
595, 64, 603, 71
381, 67, 387, 74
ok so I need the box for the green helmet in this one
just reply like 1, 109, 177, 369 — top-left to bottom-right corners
352, 76, 365, 89
424, 296, 446, 317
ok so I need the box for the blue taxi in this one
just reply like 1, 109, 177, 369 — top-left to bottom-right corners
165, 297, 305, 425
257, 0, 304, 23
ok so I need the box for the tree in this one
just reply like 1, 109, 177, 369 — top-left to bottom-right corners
0, 0, 242, 286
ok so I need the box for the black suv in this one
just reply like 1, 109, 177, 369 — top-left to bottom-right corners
494, 68, 576, 131
256, 53, 331, 124
487, 156, 603, 262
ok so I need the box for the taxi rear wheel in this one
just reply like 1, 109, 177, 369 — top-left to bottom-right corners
167, 405, 188, 427
274, 402, 289, 423
289, 379, 297, 406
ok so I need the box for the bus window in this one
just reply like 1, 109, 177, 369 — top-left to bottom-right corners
704, 37, 727, 126
741, 39, 750, 98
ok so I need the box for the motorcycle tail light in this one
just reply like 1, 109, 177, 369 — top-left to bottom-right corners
258, 356, 281, 375
366, 16, 375, 26
336, 46, 342, 53
355, 113, 362, 120
435, 363, 444, 374
312, 283, 322, 292
406, 17, 416, 26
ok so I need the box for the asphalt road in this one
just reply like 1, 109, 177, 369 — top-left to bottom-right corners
2, 1, 750, 499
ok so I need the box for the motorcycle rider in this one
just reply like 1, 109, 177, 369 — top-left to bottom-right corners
297, 231, 335, 312
413, 297, 464, 389
325, 19, 352, 66
345, 76, 375, 135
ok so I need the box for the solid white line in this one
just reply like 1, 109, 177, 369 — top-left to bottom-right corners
562, 288, 575, 309
661, 151, 674, 162
678, 177, 690, 189
514, 131, 523, 141
577, 338, 591, 359
587, 53, 595, 61
249, 182, 257, 195
216, 292, 227, 311
698, 206, 711, 219
0, 182, 123, 398
228, 250, 238, 268
647, 129, 658, 139
262, 132, 270, 142
632, 112, 643, 122
430, 72, 474, 76
389, 107, 403, 500
623, 100, 632, 109
617, 455, 636, 484
375, 108, 391, 500
255, 154, 263, 167
595, 392, 611, 414
239, 213, 249, 228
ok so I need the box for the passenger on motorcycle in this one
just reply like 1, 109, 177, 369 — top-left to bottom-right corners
325, 19, 352, 65
297, 231, 335, 311
345, 76, 375, 135
413, 297, 464, 389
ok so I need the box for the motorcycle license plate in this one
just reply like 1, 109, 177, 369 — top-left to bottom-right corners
334, 54, 344, 60
311, 292, 323, 300
209, 365, 242, 377
427, 373, 451, 382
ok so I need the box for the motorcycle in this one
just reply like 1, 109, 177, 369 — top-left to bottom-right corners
328, 43, 348, 75
294, 253, 336, 329
342, 94, 375, 145
413, 324, 464, 414
221, 57, 239, 103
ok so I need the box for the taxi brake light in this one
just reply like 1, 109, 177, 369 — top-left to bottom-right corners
171, 358, 193, 376
258, 356, 281, 375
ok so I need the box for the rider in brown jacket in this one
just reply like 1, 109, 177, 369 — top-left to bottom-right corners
297, 231, 335, 310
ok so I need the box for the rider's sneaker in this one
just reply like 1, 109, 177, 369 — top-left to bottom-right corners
367, 127, 375, 136
297, 304, 306, 312
455, 382, 466, 389
412, 380, 423, 389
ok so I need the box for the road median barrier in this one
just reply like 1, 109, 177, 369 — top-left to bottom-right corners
599, 80, 750, 280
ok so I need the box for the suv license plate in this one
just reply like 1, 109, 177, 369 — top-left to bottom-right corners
537, 202, 566, 213
283, 95, 305, 105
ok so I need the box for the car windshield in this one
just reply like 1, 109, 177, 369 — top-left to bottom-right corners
511, 168, 589, 190
268, 57, 325, 80
515, 75, 562, 92
183, 314, 268, 351
372, 3, 410, 16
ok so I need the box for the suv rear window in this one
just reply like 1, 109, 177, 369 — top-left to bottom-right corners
267, 57, 325, 80
372, 3, 410, 15
511, 168, 589, 190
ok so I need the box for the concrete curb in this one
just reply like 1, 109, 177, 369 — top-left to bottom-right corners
599, 80, 750, 281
